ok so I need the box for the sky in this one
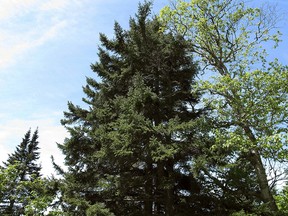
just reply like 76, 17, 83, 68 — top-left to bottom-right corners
0, 0, 287, 177
0, 0, 168, 176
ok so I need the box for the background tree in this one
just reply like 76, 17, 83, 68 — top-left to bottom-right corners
4, 128, 41, 179
0, 129, 42, 215
160, 0, 288, 214
57, 2, 219, 215
0, 164, 60, 216
275, 184, 288, 215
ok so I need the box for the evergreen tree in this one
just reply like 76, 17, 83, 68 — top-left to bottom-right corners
4, 128, 41, 179
58, 2, 214, 215
1, 129, 41, 215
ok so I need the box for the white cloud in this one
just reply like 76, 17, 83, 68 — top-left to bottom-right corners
0, 117, 68, 177
40, 0, 70, 11
0, 0, 38, 21
0, 0, 94, 173
0, 20, 68, 68
38, 121, 68, 176
0, 0, 85, 69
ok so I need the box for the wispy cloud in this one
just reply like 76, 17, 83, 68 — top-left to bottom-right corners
40, 0, 70, 11
0, 0, 38, 21
0, 0, 85, 69
0, 20, 68, 67
0, 0, 148, 176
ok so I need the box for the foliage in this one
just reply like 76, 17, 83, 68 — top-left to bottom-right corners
231, 210, 257, 216
0, 163, 59, 216
0, 129, 60, 215
23, 177, 61, 216
4, 129, 41, 179
56, 2, 221, 215
275, 185, 288, 215
0, 129, 42, 214
86, 203, 115, 216
159, 0, 288, 213
3, 0, 288, 214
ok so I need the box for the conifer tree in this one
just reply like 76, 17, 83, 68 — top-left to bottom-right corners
4, 129, 41, 178
1, 129, 41, 215
57, 2, 215, 215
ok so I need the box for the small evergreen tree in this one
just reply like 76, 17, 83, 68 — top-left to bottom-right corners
5, 128, 41, 178
0, 129, 41, 215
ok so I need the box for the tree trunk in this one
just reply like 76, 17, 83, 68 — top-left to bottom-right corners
165, 161, 174, 216
243, 126, 278, 212
248, 151, 278, 211
144, 162, 153, 216
155, 161, 164, 215
7, 199, 15, 215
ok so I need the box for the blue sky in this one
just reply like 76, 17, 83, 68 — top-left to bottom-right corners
0, 0, 287, 176
0, 0, 167, 176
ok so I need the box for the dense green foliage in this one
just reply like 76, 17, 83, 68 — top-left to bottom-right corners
57, 3, 215, 215
0, 129, 60, 215
160, 0, 288, 214
275, 185, 288, 214
1, 1, 287, 215
4, 129, 41, 178
0, 129, 41, 215
0, 164, 59, 216
55, 1, 288, 214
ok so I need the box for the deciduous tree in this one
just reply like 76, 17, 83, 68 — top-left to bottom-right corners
159, 0, 288, 213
